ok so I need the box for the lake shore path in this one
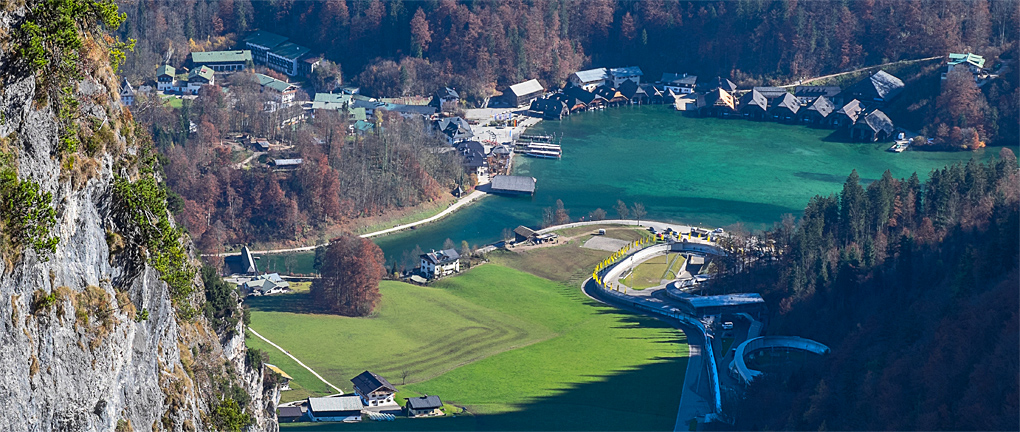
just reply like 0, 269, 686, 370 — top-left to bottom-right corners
202, 189, 488, 257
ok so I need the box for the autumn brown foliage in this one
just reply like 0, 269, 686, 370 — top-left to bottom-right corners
311, 235, 385, 316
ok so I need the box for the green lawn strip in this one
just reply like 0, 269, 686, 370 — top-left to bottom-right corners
160, 95, 183, 108
247, 279, 556, 394
720, 337, 735, 357
258, 252, 317, 276
625, 253, 671, 289
666, 253, 686, 278
244, 333, 335, 403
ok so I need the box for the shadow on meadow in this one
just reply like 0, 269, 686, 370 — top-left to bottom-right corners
280, 352, 688, 432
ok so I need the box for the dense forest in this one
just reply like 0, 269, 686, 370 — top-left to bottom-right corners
712, 149, 1019, 430
116, 0, 1017, 93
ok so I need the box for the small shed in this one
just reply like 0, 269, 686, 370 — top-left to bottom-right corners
405, 395, 444, 418
277, 406, 306, 423
514, 226, 538, 243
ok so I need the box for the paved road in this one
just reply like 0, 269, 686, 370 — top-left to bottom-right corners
580, 279, 714, 431
777, 55, 942, 88
247, 327, 345, 394
203, 189, 488, 257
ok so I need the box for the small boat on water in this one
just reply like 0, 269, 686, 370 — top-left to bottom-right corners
525, 149, 562, 159
888, 140, 909, 153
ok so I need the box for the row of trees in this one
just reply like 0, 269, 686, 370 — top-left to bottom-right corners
710, 149, 1018, 430
116, 0, 1018, 103
311, 235, 385, 316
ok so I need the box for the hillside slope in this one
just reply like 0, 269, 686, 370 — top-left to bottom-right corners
0, 2, 276, 431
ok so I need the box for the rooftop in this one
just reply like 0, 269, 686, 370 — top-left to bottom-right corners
948, 52, 985, 68
244, 30, 289, 49
270, 42, 311, 61
255, 73, 295, 93
191, 50, 252, 64
573, 68, 609, 83
307, 395, 363, 413
156, 64, 175, 77
352, 371, 396, 394
508, 79, 545, 96
609, 66, 643, 77
188, 66, 215, 82
490, 175, 536, 194
684, 293, 765, 309
406, 395, 443, 410
314, 92, 352, 105
422, 248, 461, 265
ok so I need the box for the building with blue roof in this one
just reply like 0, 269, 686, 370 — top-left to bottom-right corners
609, 66, 644, 87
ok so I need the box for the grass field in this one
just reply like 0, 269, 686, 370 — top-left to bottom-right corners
553, 224, 651, 243
487, 238, 610, 285
252, 264, 688, 430
160, 95, 183, 108
259, 252, 318, 276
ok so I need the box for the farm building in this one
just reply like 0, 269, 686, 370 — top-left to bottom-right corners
490, 175, 536, 195
352, 371, 398, 407
277, 406, 306, 423
307, 395, 363, 422
405, 395, 444, 418
243, 273, 290, 295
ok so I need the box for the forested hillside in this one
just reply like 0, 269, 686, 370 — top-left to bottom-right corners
116, 0, 1017, 95
714, 149, 1019, 430
133, 87, 466, 252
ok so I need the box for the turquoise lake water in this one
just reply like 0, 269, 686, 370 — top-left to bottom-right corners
368, 105, 1000, 264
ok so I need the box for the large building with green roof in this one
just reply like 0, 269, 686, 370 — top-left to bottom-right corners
244, 30, 289, 63
243, 30, 322, 77
189, 50, 252, 72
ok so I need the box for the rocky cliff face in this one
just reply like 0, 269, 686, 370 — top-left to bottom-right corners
0, 4, 276, 431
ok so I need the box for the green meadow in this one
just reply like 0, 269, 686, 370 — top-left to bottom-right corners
249, 264, 688, 430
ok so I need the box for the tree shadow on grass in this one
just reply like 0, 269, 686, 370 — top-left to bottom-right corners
246, 291, 325, 314
281, 354, 689, 432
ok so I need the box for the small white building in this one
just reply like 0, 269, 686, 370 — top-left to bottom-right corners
351, 371, 398, 408
306, 395, 363, 422
420, 248, 461, 278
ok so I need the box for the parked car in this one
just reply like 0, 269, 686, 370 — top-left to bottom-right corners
722, 321, 734, 330
713, 228, 725, 234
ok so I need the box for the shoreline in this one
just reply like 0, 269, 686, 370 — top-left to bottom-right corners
203, 186, 490, 258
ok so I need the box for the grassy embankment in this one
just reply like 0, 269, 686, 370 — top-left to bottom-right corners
623, 253, 686, 290
248, 262, 688, 430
